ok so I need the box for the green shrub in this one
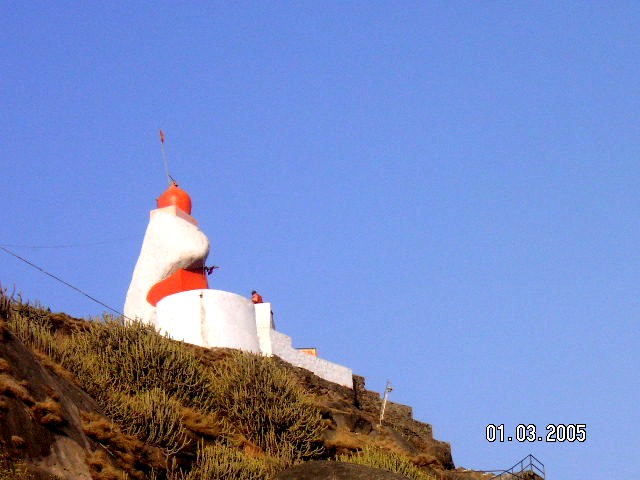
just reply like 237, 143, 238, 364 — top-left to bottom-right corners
106, 387, 191, 454
208, 352, 326, 461
0, 287, 12, 320
337, 445, 436, 480
4, 299, 326, 472
6, 306, 205, 451
5, 299, 58, 357
65, 318, 213, 408
183, 443, 279, 480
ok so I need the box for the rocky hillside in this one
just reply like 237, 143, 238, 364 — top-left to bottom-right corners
0, 289, 489, 480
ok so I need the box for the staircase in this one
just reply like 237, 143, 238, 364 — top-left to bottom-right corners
485, 454, 545, 479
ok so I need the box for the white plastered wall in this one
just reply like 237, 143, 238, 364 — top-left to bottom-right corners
255, 302, 275, 355
156, 290, 261, 353
124, 204, 353, 388
255, 302, 353, 388
124, 206, 209, 326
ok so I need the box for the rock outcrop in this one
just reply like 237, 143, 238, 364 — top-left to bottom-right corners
275, 460, 413, 479
0, 322, 98, 479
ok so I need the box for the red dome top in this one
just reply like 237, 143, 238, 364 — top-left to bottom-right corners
157, 182, 192, 214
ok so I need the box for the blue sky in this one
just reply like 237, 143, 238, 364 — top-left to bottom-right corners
1, 2, 638, 478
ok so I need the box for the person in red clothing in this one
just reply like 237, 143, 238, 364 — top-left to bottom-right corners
251, 290, 263, 304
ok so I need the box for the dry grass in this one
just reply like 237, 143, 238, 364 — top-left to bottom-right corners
81, 411, 165, 479
64, 318, 214, 408
3, 295, 450, 480
0, 358, 10, 374
0, 373, 34, 405
325, 427, 425, 460
323, 429, 367, 453
30, 396, 65, 428
10, 436, 26, 449
182, 443, 282, 480
0, 288, 11, 335
86, 449, 128, 480
34, 350, 79, 385
337, 445, 437, 480
414, 453, 443, 469
0, 441, 64, 480
0, 456, 30, 480
180, 406, 226, 439
106, 388, 191, 454
441, 470, 497, 480
208, 351, 327, 462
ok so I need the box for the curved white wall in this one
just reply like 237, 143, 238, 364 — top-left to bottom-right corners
156, 289, 260, 353
157, 294, 352, 387
124, 207, 210, 325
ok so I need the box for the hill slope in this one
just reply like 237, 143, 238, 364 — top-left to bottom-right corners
0, 289, 487, 480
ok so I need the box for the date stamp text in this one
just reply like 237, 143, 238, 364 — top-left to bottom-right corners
485, 424, 587, 442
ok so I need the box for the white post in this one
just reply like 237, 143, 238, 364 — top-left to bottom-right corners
378, 380, 393, 427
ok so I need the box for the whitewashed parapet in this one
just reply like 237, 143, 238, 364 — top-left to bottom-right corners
254, 302, 352, 387
268, 330, 353, 388
255, 303, 275, 355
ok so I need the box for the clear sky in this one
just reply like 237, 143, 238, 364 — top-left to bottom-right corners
1, 2, 638, 478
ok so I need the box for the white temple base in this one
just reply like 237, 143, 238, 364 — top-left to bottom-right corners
156, 289, 260, 353
156, 290, 353, 388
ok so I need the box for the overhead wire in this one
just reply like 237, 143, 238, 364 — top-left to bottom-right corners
0, 235, 139, 249
2, 131, 171, 319
0, 245, 131, 320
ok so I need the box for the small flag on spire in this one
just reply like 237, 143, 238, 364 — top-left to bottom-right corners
159, 129, 165, 144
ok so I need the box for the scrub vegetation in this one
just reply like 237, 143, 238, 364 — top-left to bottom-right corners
1, 294, 324, 479
0, 289, 452, 479
0, 442, 63, 480
337, 445, 438, 480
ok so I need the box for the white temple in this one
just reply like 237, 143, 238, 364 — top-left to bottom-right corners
124, 182, 353, 387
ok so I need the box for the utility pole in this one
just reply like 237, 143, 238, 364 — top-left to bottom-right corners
378, 380, 393, 427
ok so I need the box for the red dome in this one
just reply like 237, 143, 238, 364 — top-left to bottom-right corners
157, 182, 192, 214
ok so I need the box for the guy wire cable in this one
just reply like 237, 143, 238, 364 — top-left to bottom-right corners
0, 245, 131, 320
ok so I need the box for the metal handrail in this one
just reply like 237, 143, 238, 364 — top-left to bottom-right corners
486, 454, 545, 480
